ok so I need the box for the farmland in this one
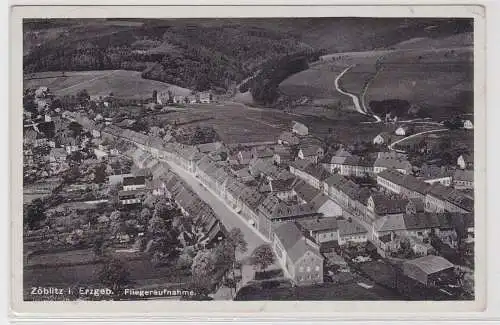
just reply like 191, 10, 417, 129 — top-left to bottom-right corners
278, 63, 351, 106
24, 70, 191, 100
143, 102, 384, 145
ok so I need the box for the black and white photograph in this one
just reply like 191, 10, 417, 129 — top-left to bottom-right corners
17, 13, 480, 306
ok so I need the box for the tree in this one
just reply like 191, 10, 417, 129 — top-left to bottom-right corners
76, 89, 90, 106
143, 193, 158, 209
93, 236, 106, 256
93, 163, 107, 183
139, 208, 151, 225
24, 198, 46, 229
110, 210, 121, 221
148, 214, 168, 235
97, 258, 130, 294
153, 197, 170, 220
191, 249, 217, 278
251, 244, 275, 271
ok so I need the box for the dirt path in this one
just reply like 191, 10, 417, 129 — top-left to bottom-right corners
57, 70, 118, 93
388, 128, 449, 152
334, 65, 382, 122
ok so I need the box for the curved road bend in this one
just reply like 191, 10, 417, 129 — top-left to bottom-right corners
388, 128, 449, 153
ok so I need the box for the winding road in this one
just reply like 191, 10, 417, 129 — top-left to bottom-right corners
388, 128, 449, 153
334, 65, 382, 122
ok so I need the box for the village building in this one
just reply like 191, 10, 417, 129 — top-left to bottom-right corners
297, 144, 324, 164
118, 189, 145, 206
407, 236, 435, 256
237, 150, 253, 165
122, 175, 146, 191
272, 222, 324, 285
257, 194, 320, 239
402, 255, 455, 287
49, 147, 67, 164
425, 183, 474, 214
297, 218, 339, 244
329, 147, 352, 173
457, 154, 473, 170
289, 160, 330, 189
251, 147, 274, 160
323, 174, 370, 221
373, 132, 391, 145
419, 164, 453, 186
292, 121, 308, 136
395, 126, 410, 136
337, 219, 368, 245
463, 119, 473, 130
373, 152, 412, 174
377, 168, 430, 201
366, 193, 408, 221
453, 169, 474, 190
278, 131, 300, 146
336, 155, 375, 177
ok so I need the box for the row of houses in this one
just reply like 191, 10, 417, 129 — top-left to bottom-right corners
377, 168, 473, 214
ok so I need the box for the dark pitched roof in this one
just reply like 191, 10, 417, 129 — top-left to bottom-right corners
370, 194, 408, 215
278, 131, 300, 145
123, 176, 146, 186
428, 183, 474, 212
378, 168, 431, 195
403, 255, 454, 275
273, 222, 321, 263
293, 180, 321, 203
374, 152, 412, 171
269, 178, 297, 192
297, 218, 338, 232
453, 169, 474, 183
403, 213, 441, 230
304, 164, 331, 181
258, 195, 318, 220
338, 219, 367, 236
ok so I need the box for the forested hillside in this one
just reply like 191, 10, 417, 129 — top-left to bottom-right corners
24, 18, 473, 94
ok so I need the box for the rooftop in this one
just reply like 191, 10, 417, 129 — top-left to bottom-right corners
403, 255, 454, 275
273, 222, 320, 263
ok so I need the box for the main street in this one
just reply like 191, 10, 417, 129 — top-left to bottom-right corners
163, 160, 268, 260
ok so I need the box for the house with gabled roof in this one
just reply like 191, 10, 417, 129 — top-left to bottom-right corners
377, 168, 430, 201
292, 121, 308, 136
278, 131, 300, 146
402, 255, 455, 287
337, 218, 368, 245
457, 153, 473, 170
297, 218, 339, 244
366, 193, 408, 221
272, 222, 323, 285
425, 183, 473, 213
257, 194, 320, 239
374, 151, 412, 175
453, 169, 473, 190
297, 144, 324, 164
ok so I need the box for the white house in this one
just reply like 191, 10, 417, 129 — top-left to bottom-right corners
292, 121, 308, 136
457, 154, 473, 170
395, 126, 409, 136
373, 133, 389, 145
463, 120, 473, 130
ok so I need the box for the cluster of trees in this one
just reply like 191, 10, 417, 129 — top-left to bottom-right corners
244, 50, 325, 105
24, 22, 316, 93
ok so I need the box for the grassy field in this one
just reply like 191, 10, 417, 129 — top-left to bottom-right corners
145, 102, 383, 145
24, 70, 192, 99
28, 248, 98, 266
278, 31, 473, 120
24, 254, 191, 289
278, 63, 351, 105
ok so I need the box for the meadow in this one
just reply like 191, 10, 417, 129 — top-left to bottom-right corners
24, 70, 191, 99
